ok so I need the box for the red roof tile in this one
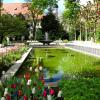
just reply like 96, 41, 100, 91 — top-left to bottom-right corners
2, 3, 29, 15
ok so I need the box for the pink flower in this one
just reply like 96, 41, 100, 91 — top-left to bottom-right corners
43, 90, 47, 97
11, 84, 16, 89
23, 95, 28, 100
50, 88, 55, 96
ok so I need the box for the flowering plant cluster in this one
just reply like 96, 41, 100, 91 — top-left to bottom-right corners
0, 46, 28, 77
0, 66, 63, 100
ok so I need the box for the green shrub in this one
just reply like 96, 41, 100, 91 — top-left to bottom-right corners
63, 39, 68, 43
59, 78, 100, 100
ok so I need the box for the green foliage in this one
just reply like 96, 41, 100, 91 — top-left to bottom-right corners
59, 78, 100, 100
63, 0, 80, 19
0, 14, 28, 43
2, 37, 7, 46
63, 39, 68, 43
96, 25, 100, 41
24, 0, 58, 40
0, 46, 28, 76
36, 29, 44, 40
62, 0, 80, 40
41, 12, 64, 40
64, 0, 80, 19
41, 13, 59, 32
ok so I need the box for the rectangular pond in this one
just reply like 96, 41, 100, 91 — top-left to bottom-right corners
17, 48, 100, 79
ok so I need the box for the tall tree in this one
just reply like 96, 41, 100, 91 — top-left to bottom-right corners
0, 14, 28, 43
0, 0, 3, 16
24, 0, 58, 40
41, 12, 62, 40
63, 0, 80, 40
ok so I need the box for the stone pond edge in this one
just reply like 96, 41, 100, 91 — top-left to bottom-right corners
0, 47, 32, 82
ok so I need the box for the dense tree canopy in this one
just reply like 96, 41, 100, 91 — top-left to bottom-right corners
24, 0, 58, 40
0, 14, 28, 43
41, 12, 67, 40
62, 0, 80, 40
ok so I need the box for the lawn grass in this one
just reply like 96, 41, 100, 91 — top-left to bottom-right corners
34, 48, 100, 77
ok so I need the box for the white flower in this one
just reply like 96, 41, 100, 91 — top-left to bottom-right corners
4, 91, 8, 97
29, 67, 33, 71
2, 71, 5, 75
47, 95, 52, 100
39, 66, 43, 71
57, 90, 62, 97
35, 68, 39, 72
24, 74, 25, 78
32, 87, 36, 94
1, 97, 6, 100
4, 88, 8, 92
27, 79, 32, 85
4, 88, 8, 96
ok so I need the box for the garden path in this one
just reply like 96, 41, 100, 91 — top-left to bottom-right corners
65, 41, 100, 58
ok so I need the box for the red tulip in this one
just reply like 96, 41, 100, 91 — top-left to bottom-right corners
11, 84, 16, 89
41, 79, 45, 85
23, 95, 28, 100
6, 95, 11, 100
25, 73, 30, 81
13, 84, 17, 88
18, 90, 22, 96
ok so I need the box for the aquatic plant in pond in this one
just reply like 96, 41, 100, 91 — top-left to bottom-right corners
34, 48, 100, 77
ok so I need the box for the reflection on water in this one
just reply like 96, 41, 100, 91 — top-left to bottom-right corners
43, 68, 64, 83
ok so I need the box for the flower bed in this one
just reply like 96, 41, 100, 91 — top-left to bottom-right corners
0, 45, 28, 77
0, 65, 63, 100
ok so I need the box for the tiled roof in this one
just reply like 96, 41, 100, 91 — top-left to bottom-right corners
2, 3, 29, 15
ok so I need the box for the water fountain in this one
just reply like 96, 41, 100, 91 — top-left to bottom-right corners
38, 32, 53, 45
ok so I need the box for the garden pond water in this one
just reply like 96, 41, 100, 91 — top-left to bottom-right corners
17, 48, 100, 82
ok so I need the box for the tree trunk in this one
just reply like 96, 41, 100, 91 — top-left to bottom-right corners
93, 22, 96, 42
0, 32, 3, 43
31, 12, 37, 40
74, 21, 76, 41
80, 23, 82, 41
75, 32, 76, 41
32, 20, 36, 40
85, 24, 88, 41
